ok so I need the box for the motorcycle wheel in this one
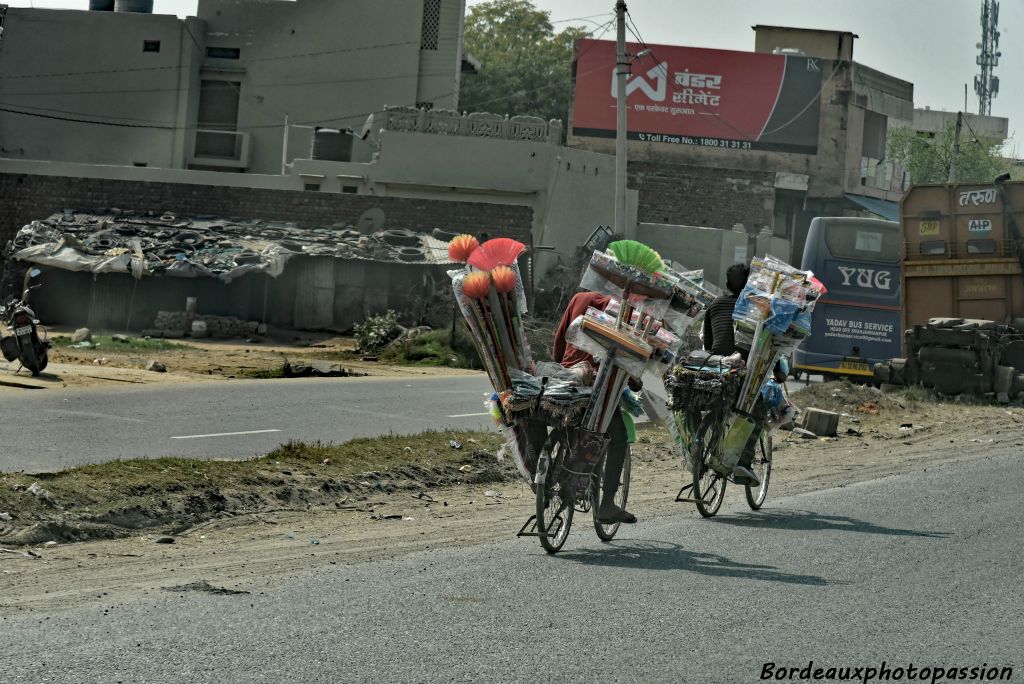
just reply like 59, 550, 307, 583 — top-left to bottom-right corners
20, 338, 41, 376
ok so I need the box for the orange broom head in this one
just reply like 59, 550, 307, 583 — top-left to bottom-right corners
462, 271, 492, 300
448, 234, 480, 263
490, 266, 518, 294
467, 237, 526, 270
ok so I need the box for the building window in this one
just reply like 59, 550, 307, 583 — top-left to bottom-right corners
143, 40, 160, 53
342, 186, 358, 194
207, 46, 241, 60
421, 0, 441, 50
195, 80, 241, 159
304, 183, 321, 192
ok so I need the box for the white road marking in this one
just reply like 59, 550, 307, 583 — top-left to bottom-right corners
447, 412, 489, 418
171, 429, 282, 440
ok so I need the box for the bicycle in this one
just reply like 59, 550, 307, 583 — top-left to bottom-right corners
683, 407, 772, 517
526, 412, 633, 554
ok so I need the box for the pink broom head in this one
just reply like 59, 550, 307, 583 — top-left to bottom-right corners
490, 266, 518, 294
466, 237, 526, 271
448, 234, 480, 263
462, 271, 492, 300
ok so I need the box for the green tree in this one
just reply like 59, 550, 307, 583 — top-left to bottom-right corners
887, 121, 1009, 185
459, 0, 591, 127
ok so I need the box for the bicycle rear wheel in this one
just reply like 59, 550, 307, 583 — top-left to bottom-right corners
745, 433, 772, 510
536, 434, 573, 554
592, 446, 631, 542
692, 415, 727, 518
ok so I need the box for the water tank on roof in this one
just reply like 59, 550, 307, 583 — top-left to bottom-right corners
89, 0, 115, 10
114, 0, 153, 12
312, 128, 355, 162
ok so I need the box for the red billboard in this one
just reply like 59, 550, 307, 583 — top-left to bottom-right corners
572, 39, 823, 155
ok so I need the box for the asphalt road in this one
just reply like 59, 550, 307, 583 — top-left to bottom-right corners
1, 450, 1018, 683
0, 376, 494, 473
1, 374, 816, 473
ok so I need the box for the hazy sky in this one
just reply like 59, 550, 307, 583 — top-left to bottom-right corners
7, 0, 1021, 155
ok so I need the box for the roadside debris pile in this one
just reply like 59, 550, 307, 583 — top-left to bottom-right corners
5, 210, 454, 283
875, 318, 1024, 403
147, 311, 264, 339
0, 432, 509, 545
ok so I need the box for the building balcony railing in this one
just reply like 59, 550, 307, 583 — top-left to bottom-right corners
188, 129, 251, 169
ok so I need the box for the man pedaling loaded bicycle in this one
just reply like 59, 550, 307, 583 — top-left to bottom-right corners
552, 291, 639, 525
702, 263, 787, 487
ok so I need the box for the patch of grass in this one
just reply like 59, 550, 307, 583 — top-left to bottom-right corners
0, 430, 505, 544
381, 328, 481, 368
238, 364, 288, 379
52, 335, 189, 351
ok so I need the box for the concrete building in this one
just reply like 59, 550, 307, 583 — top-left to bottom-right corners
0, 0, 467, 174
911, 108, 1009, 141
568, 25, 914, 264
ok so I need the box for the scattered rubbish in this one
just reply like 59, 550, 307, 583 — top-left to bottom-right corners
458, 464, 473, 472
93, 357, 108, 365
322, 458, 331, 465
484, 490, 502, 498
154, 536, 176, 544
899, 423, 913, 431
309, 538, 320, 546
402, 516, 414, 521
845, 428, 863, 437
26, 482, 58, 507
467, 438, 479, 445
970, 438, 995, 443
449, 440, 462, 450
403, 446, 413, 452
370, 513, 403, 521
43, 541, 57, 547
792, 428, 817, 439
111, 334, 131, 343
0, 547, 40, 559
146, 360, 168, 373
164, 581, 250, 596
69, 341, 97, 349
282, 361, 364, 378
0, 512, 11, 521
412, 492, 434, 502
857, 402, 880, 415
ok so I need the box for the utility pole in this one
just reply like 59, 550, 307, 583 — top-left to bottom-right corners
614, 0, 629, 239
949, 111, 963, 184
281, 114, 290, 175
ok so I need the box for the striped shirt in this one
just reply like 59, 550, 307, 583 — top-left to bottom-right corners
703, 294, 740, 356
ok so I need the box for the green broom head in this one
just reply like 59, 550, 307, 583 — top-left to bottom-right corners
608, 240, 664, 274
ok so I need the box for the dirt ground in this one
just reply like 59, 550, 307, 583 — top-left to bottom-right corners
1, 383, 1021, 615
0, 328, 475, 392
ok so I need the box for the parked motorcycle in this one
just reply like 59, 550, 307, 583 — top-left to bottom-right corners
1, 268, 49, 376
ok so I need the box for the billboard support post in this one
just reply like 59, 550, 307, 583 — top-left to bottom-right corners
614, 0, 631, 239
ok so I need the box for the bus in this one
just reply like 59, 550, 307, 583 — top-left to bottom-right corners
793, 217, 901, 380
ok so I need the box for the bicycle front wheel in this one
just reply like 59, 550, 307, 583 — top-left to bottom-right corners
745, 432, 772, 510
593, 446, 631, 542
692, 415, 727, 518
536, 434, 573, 554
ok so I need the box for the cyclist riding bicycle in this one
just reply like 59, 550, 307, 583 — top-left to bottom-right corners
702, 263, 787, 486
553, 291, 639, 525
